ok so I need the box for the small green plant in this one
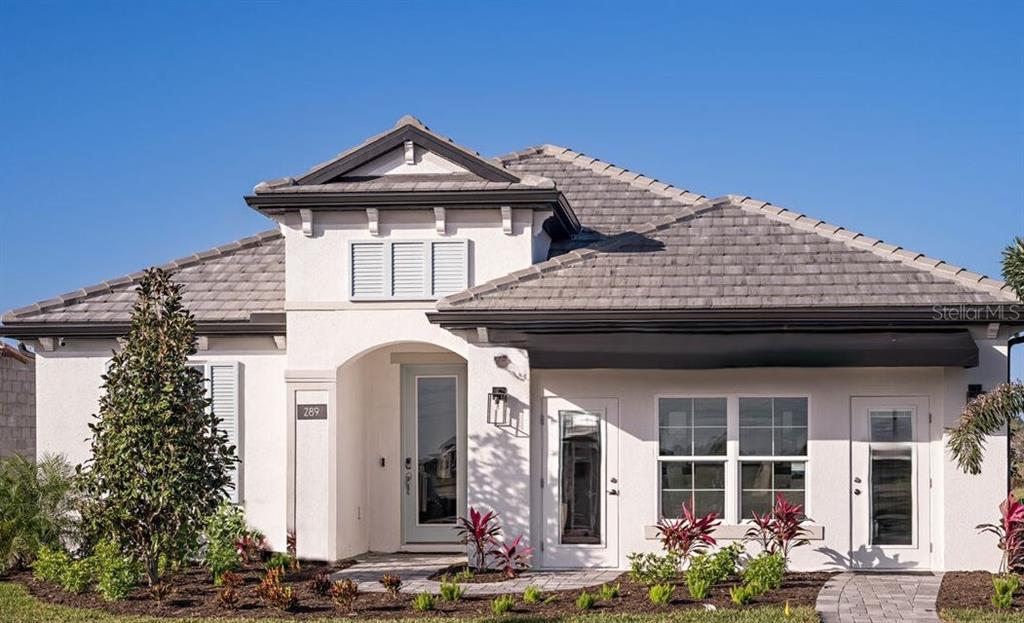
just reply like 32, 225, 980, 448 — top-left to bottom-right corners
380, 573, 402, 598
92, 540, 139, 602
648, 582, 674, 606
439, 578, 464, 601
491, 594, 515, 615
453, 567, 474, 582
523, 584, 543, 604
412, 591, 436, 611
203, 502, 246, 584
330, 578, 359, 612
685, 546, 739, 600
31, 546, 70, 584
730, 583, 757, 605
627, 551, 680, 585
60, 558, 95, 594
264, 552, 290, 573
743, 552, 785, 594
576, 591, 597, 610
993, 574, 1019, 609
598, 582, 620, 600
687, 575, 712, 600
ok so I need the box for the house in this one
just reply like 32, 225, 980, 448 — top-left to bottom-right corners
0, 341, 35, 459
2, 116, 1020, 572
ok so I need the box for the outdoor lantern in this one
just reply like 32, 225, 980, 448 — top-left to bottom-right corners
487, 386, 510, 426
967, 384, 984, 402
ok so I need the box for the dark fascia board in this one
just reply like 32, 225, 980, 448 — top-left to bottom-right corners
298, 126, 519, 185
0, 317, 287, 339
427, 306, 1023, 331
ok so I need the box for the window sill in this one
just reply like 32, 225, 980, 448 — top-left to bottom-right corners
642, 523, 825, 541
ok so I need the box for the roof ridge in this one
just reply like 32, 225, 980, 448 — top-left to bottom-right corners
3, 229, 283, 322
439, 198, 731, 308
502, 144, 708, 206
723, 194, 1016, 301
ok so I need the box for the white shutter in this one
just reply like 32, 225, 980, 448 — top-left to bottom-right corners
351, 242, 385, 298
209, 363, 241, 503
432, 241, 468, 296
391, 241, 427, 297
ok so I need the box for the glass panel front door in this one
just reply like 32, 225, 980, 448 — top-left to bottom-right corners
870, 447, 913, 545
560, 411, 601, 544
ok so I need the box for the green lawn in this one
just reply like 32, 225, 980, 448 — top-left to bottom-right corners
941, 609, 1024, 623
0, 582, 817, 623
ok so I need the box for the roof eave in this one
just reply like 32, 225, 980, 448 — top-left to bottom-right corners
0, 315, 287, 339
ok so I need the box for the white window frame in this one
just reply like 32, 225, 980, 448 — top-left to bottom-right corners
654, 394, 812, 524
348, 239, 468, 301
656, 396, 728, 519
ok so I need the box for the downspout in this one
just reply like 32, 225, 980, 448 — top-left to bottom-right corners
1008, 332, 1024, 495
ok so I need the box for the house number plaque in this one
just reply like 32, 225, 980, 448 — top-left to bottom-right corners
296, 403, 327, 421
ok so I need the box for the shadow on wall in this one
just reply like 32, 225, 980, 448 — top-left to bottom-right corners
487, 394, 528, 438
468, 423, 531, 541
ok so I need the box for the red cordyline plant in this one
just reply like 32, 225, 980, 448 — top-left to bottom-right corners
655, 501, 721, 563
977, 494, 1024, 575
744, 493, 812, 567
490, 533, 533, 578
455, 507, 502, 570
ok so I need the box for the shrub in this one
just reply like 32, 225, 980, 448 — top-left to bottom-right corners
709, 542, 744, 579
686, 574, 712, 600
235, 531, 267, 564
686, 545, 742, 599
978, 495, 1024, 574
412, 591, 436, 611
148, 581, 174, 603
203, 503, 246, 584
380, 573, 402, 598
743, 552, 785, 594
219, 570, 243, 588
255, 568, 296, 611
656, 502, 721, 563
627, 551, 679, 585
744, 494, 812, 568
439, 578, 464, 601
455, 507, 501, 570
309, 569, 332, 596
0, 454, 80, 573
648, 582, 674, 606
575, 591, 597, 610
60, 557, 95, 594
217, 586, 240, 609
265, 552, 291, 573
330, 578, 359, 612
453, 567, 474, 582
491, 594, 515, 615
730, 583, 756, 605
491, 533, 533, 578
992, 574, 1019, 609
93, 540, 139, 602
77, 269, 237, 588
31, 545, 70, 584
523, 584, 543, 604
598, 582, 620, 600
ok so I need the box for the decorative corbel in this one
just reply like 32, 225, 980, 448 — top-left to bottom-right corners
367, 208, 380, 236
404, 140, 415, 165
434, 207, 446, 235
273, 335, 287, 350
38, 337, 56, 352
987, 323, 1000, 339
299, 209, 314, 237
500, 206, 513, 235
476, 327, 490, 343
196, 336, 210, 351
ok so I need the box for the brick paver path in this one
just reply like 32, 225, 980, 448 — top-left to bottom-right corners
331, 553, 621, 595
816, 572, 943, 622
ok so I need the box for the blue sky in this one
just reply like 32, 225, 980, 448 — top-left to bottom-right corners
0, 1, 1021, 370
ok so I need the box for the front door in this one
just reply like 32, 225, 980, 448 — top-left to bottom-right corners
851, 396, 931, 569
543, 397, 619, 568
400, 365, 466, 544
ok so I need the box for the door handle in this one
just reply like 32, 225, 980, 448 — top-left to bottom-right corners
607, 489, 619, 496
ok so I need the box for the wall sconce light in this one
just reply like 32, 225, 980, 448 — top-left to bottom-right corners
487, 386, 510, 425
967, 384, 984, 402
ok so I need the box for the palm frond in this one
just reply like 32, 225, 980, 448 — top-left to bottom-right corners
948, 382, 1024, 474
1002, 236, 1024, 302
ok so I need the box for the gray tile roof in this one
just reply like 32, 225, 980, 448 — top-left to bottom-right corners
3, 231, 284, 324
254, 173, 554, 195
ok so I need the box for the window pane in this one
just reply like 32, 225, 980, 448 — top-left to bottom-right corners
774, 398, 808, 427
871, 410, 913, 443
777, 490, 805, 509
660, 462, 693, 490
742, 461, 772, 489
694, 490, 725, 517
775, 427, 808, 456
416, 377, 458, 525
739, 398, 773, 426
693, 427, 727, 456
560, 411, 601, 544
661, 489, 690, 518
740, 427, 773, 456
742, 491, 773, 518
693, 463, 725, 489
871, 448, 912, 545
693, 398, 727, 426
659, 428, 691, 456
773, 461, 806, 490
659, 398, 692, 427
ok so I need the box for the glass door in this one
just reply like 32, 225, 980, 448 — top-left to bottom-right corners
400, 364, 466, 544
850, 397, 931, 569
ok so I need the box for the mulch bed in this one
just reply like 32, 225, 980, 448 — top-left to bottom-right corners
937, 571, 1024, 613
9, 564, 834, 619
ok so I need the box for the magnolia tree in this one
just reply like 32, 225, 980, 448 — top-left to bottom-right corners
947, 237, 1024, 476
78, 268, 236, 587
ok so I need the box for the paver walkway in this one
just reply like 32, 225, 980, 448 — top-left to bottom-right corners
331, 553, 621, 595
816, 572, 943, 622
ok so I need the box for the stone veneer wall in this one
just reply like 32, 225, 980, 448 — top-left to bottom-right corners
0, 350, 35, 459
